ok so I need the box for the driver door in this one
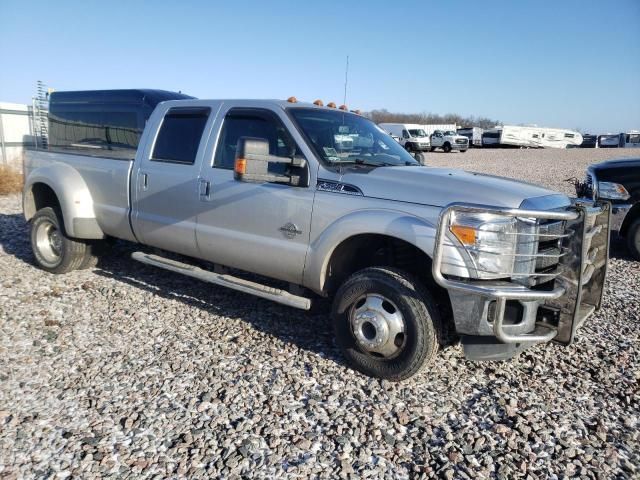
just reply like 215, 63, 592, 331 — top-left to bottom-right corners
195, 106, 315, 284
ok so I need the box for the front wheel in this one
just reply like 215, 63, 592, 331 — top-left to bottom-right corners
331, 267, 441, 381
414, 152, 426, 165
626, 218, 640, 260
31, 207, 87, 274
443, 143, 452, 153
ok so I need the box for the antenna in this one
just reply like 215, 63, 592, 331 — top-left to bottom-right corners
343, 55, 349, 106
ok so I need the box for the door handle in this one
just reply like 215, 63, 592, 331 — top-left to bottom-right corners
198, 178, 211, 200
141, 173, 149, 191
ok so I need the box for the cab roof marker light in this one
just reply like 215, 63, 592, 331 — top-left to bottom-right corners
313, 99, 324, 106
327, 102, 336, 108
339, 104, 348, 111
287, 96, 297, 103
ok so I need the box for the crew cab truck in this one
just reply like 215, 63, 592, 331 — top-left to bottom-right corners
430, 130, 469, 153
576, 158, 640, 260
24, 90, 610, 381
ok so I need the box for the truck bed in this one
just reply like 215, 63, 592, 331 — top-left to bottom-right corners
24, 150, 136, 241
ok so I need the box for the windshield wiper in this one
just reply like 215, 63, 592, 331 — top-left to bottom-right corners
335, 158, 396, 167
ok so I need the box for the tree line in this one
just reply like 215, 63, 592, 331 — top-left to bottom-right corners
365, 109, 501, 130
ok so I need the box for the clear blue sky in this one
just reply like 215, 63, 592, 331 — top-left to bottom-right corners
1, 0, 638, 133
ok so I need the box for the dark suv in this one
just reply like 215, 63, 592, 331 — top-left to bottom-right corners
577, 158, 640, 259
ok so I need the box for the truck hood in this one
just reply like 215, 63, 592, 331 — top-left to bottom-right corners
340, 166, 568, 208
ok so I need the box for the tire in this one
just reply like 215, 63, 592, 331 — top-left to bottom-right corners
31, 207, 87, 274
414, 152, 426, 165
443, 143, 452, 153
626, 217, 640, 261
79, 239, 112, 270
404, 143, 413, 153
460, 149, 468, 153
430, 146, 436, 152
331, 267, 441, 381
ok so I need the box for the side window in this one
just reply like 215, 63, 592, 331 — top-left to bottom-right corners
151, 107, 210, 164
402, 129, 409, 139
213, 110, 302, 171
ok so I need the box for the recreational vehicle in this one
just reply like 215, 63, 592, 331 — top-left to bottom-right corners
500, 125, 583, 149
457, 127, 484, 147
481, 129, 501, 147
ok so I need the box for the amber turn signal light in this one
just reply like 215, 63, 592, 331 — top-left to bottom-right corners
234, 158, 247, 175
450, 225, 477, 245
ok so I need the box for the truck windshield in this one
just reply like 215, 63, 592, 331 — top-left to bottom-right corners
408, 129, 428, 137
289, 108, 418, 167
443, 131, 456, 136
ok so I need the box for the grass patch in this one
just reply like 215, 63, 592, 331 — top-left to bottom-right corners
0, 165, 24, 195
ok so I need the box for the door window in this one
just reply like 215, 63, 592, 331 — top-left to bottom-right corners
213, 109, 303, 172
152, 107, 210, 164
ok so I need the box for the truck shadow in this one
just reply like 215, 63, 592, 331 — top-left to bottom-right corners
92, 245, 346, 368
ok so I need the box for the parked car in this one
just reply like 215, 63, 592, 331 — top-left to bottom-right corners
429, 130, 468, 152
24, 90, 610, 380
576, 158, 640, 259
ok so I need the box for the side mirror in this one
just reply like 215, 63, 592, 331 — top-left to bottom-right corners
234, 137, 307, 186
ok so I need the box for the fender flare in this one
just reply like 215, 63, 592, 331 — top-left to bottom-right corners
302, 208, 470, 293
23, 162, 104, 239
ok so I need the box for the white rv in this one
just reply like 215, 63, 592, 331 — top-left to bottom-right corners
378, 123, 431, 152
457, 127, 484, 147
498, 125, 583, 149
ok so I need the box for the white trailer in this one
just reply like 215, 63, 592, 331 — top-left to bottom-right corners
457, 127, 483, 147
499, 125, 583, 149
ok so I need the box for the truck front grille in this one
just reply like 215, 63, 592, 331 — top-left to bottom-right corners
455, 138, 468, 144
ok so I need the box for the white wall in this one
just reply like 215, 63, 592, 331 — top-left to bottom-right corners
0, 102, 36, 169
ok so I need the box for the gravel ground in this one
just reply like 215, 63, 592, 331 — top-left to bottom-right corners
0, 149, 639, 479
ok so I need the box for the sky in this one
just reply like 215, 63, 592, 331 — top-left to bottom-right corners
1, 0, 639, 133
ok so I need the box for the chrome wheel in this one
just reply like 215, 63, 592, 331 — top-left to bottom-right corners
349, 294, 406, 358
35, 219, 62, 264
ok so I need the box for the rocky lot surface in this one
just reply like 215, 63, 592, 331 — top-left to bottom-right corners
0, 149, 638, 479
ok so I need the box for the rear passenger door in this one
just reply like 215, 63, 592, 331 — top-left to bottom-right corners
131, 105, 214, 257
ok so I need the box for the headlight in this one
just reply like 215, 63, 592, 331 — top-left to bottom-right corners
597, 181, 630, 200
449, 212, 536, 279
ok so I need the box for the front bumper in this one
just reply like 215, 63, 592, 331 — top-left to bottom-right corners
408, 142, 430, 151
451, 143, 468, 150
432, 201, 610, 360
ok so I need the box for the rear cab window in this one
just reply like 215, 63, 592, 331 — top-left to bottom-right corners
151, 107, 211, 165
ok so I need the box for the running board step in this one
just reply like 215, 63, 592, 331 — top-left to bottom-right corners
131, 252, 311, 310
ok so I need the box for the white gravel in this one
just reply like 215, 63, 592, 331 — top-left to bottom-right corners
0, 148, 639, 479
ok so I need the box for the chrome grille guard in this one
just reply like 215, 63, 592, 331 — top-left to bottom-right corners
432, 201, 611, 344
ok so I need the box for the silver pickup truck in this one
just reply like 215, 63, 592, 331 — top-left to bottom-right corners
23, 89, 611, 380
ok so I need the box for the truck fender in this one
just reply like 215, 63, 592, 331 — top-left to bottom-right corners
23, 163, 105, 239
302, 209, 471, 293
